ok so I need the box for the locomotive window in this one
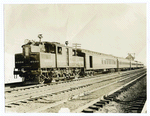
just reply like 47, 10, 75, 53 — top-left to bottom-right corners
45, 45, 50, 53
44, 44, 56, 53
50, 44, 56, 53
58, 47, 62, 54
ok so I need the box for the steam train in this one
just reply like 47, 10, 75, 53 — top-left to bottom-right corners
14, 35, 144, 84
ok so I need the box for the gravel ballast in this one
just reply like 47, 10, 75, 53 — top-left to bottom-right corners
96, 76, 146, 113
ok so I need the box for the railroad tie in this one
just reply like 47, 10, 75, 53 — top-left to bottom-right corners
11, 103, 20, 106
82, 108, 95, 113
104, 96, 114, 101
129, 106, 143, 113
93, 103, 103, 107
97, 100, 109, 104
88, 105, 100, 110
20, 101, 27, 103
5, 105, 12, 108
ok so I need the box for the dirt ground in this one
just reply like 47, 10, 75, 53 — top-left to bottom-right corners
96, 76, 146, 113
5, 70, 146, 113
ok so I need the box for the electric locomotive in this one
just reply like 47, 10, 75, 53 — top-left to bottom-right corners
14, 34, 85, 84
14, 34, 144, 84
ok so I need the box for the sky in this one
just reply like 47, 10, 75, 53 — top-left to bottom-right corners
4, 4, 146, 83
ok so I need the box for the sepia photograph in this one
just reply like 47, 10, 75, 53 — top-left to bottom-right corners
3, 2, 147, 114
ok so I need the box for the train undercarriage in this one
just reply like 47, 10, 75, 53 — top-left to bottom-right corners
14, 67, 140, 84
14, 67, 85, 84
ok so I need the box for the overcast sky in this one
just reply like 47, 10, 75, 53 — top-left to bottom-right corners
4, 4, 146, 82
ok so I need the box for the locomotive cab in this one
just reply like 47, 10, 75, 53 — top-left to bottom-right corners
14, 38, 58, 83
22, 41, 56, 55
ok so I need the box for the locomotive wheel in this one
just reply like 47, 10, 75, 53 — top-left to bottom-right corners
87, 73, 90, 77
45, 73, 53, 83
63, 73, 66, 79
38, 75, 45, 84
72, 73, 76, 79
45, 78, 52, 83
74, 73, 79, 79
90, 72, 94, 76
66, 74, 70, 79
56, 74, 60, 82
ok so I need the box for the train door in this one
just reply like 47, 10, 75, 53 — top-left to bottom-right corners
89, 56, 93, 68
66, 48, 69, 66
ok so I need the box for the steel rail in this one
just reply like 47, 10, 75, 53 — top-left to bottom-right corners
72, 73, 146, 113
5, 70, 145, 106
5, 69, 145, 99
5, 68, 145, 93
26, 71, 146, 113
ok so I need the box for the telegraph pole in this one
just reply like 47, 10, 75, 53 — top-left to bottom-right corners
72, 43, 81, 56
128, 53, 135, 70
128, 53, 135, 60
72, 43, 81, 79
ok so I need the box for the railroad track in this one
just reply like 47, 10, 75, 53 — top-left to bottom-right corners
30, 70, 146, 113
73, 73, 146, 113
5, 68, 144, 93
5, 68, 146, 113
5, 73, 105, 93
5, 69, 145, 105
